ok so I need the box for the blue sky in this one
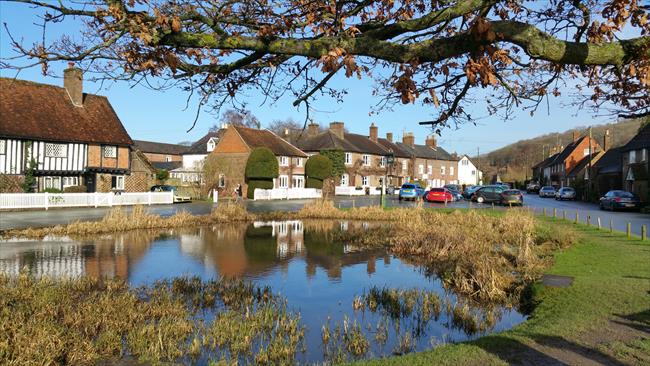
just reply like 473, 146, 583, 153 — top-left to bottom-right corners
0, 2, 621, 155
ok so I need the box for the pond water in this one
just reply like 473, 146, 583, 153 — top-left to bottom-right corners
0, 220, 526, 364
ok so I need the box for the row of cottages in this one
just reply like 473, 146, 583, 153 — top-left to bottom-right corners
211, 125, 308, 196
0, 68, 157, 193
593, 124, 649, 201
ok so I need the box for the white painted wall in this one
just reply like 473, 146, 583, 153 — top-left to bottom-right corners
182, 154, 207, 170
457, 155, 482, 185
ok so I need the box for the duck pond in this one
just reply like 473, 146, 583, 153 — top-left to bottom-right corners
0, 220, 526, 364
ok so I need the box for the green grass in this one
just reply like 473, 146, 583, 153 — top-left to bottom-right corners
350, 218, 650, 365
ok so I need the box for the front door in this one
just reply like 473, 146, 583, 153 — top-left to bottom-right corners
84, 173, 96, 192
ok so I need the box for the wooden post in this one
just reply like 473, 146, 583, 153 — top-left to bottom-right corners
642, 225, 647, 241
609, 219, 613, 233
587, 215, 591, 227
492, 202, 495, 209
553, 208, 557, 218
575, 211, 579, 224
597, 217, 601, 229
627, 223, 631, 238
562, 210, 566, 220
543, 208, 547, 217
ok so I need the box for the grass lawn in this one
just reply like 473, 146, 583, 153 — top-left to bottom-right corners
350, 217, 650, 366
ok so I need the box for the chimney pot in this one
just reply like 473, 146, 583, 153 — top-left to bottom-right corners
307, 122, 320, 137
64, 66, 83, 107
603, 129, 611, 151
369, 123, 378, 142
386, 132, 393, 143
425, 135, 437, 148
329, 121, 345, 140
402, 132, 415, 147
572, 131, 580, 142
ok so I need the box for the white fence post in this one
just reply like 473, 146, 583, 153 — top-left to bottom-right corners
148, 191, 152, 205
108, 193, 113, 207
94, 192, 98, 208
44, 192, 49, 211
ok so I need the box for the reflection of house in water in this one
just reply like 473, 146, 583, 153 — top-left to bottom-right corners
0, 232, 152, 279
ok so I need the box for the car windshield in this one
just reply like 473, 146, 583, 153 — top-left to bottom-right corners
430, 188, 444, 193
562, 188, 575, 192
614, 191, 635, 198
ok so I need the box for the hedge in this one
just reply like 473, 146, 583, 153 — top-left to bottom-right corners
306, 177, 323, 189
245, 148, 279, 180
247, 179, 274, 199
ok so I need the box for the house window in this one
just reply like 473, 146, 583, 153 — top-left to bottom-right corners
629, 150, 636, 163
380, 156, 386, 167
441, 166, 446, 175
111, 175, 125, 190
292, 175, 305, 188
44, 176, 61, 190
362, 155, 371, 166
450, 166, 454, 176
361, 176, 369, 186
642, 149, 647, 162
0, 140, 5, 154
345, 153, 352, 165
62, 177, 79, 188
218, 174, 226, 188
295, 157, 303, 167
583, 148, 590, 156
165, 155, 172, 162
280, 156, 289, 166
103, 146, 117, 158
46, 143, 67, 158
278, 175, 289, 188
207, 137, 218, 152
471, 170, 476, 176
418, 164, 424, 174
427, 165, 432, 175
462, 159, 469, 166
402, 160, 408, 171
340, 174, 349, 186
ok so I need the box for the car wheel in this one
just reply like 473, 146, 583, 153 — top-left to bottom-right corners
476, 196, 485, 204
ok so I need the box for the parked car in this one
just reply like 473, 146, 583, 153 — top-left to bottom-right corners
424, 188, 454, 202
386, 185, 397, 195
462, 185, 483, 199
526, 181, 541, 193
398, 183, 424, 201
448, 188, 464, 201
471, 185, 506, 203
500, 189, 524, 206
538, 186, 556, 198
443, 184, 461, 192
496, 182, 511, 189
555, 187, 576, 201
150, 185, 191, 203
599, 190, 642, 211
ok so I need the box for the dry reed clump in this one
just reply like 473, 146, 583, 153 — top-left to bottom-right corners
0, 273, 304, 366
209, 201, 256, 222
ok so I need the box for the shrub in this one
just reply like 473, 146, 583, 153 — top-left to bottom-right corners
42, 188, 62, 193
305, 154, 333, 188
63, 185, 88, 193
21, 159, 37, 193
245, 148, 279, 180
156, 169, 169, 181
247, 179, 274, 199
319, 149, 345, 178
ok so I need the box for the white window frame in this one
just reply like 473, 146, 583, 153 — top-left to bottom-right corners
295, 157, 303, 167
418, 164, 424, 174
471, 170, 476, 176
362, 155, 371, 166
46, 143, 67, 158
340, 173, 349, 186
441, 166, 446, 175
165, 155, 172, 162
450, 166, 454, 176
583, 148, 590, 157
292, 175, 305, 188
427, 165, 432, 175
629, 150, 636, 163
0, 140, 5, 154
345, 152, 352, 165
279, 156, 289, 167
44, 176, 61, 190
402, 160, 408, 171
62, 176, 79, 188
103, 145, 117, 158
278, 175, 289, 188
379, 156, 386, 167
206, 137, 218, 152
361, 176, 369, 186
641, 149, 647, 162
112, 175, 125, 190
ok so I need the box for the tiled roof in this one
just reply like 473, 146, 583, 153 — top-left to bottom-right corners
593, 147, 622, 174
133, 140, 188, 155
532, 152, 560, 169
234, 125, 308, 157
151, 161, 182, 170
396, 142, 455, 161
620, 123, 650, 151
343, 133, 388, 155
0, 77, 132, 146
293, 130, 387, 155
566, 152, 601, 177
185, 130, 224, 155
377, 138, 411, 158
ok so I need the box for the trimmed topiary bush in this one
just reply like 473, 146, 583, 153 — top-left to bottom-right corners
247, 179, 274, 199
305, 154, 333, 189
63, 185, 88, 193
245, 148, 279, 180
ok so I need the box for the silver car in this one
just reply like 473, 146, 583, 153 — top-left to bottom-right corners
555, 187, 576, 201
538, 186, 556, 198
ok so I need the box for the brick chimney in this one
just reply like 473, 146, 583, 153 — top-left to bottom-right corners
572, 130, 580, 142
329, 121, 345, 139
386, 132, 393, 143
603, 129, 611, 151
369, 123, 378, 142
307, 122, 320, 137
64, 63, 83, 107
402, 132, 415, 147
425, 135, 437, 148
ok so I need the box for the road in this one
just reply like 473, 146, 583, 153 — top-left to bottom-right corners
1, 194, 647, 236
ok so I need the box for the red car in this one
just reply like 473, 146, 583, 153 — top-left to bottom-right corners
424, 188, 454, 202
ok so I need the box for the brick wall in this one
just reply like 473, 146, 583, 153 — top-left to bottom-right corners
117, 147, 130, 169
0, 174, 24, 193
209, 152, 250, 198
142, 152, 183, 163
88, 144, 101, 167
95, 173, 113, 192
124, 152, 156, 192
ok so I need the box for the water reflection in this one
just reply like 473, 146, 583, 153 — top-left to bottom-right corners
0, 220, 526, 363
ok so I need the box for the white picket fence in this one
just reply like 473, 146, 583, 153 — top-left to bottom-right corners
334, 186, 383, 196
253, 188, 322, 201
0, 191, 174, 210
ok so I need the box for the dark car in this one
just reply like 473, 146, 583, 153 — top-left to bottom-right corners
599, 190, 642, 211
500, 189, 524, 206
443, 184, 461, 193
462, 185, 482, 199
471, 185, 505, 204
448, 188, 464, 201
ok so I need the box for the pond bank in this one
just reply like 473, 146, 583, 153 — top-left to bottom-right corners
351, 218, 650, 365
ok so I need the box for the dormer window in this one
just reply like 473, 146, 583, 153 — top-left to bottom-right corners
207, 137, 218, 152
280, 156, 289, 166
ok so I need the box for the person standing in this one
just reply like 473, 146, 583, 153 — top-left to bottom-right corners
237, 184, 243, 200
